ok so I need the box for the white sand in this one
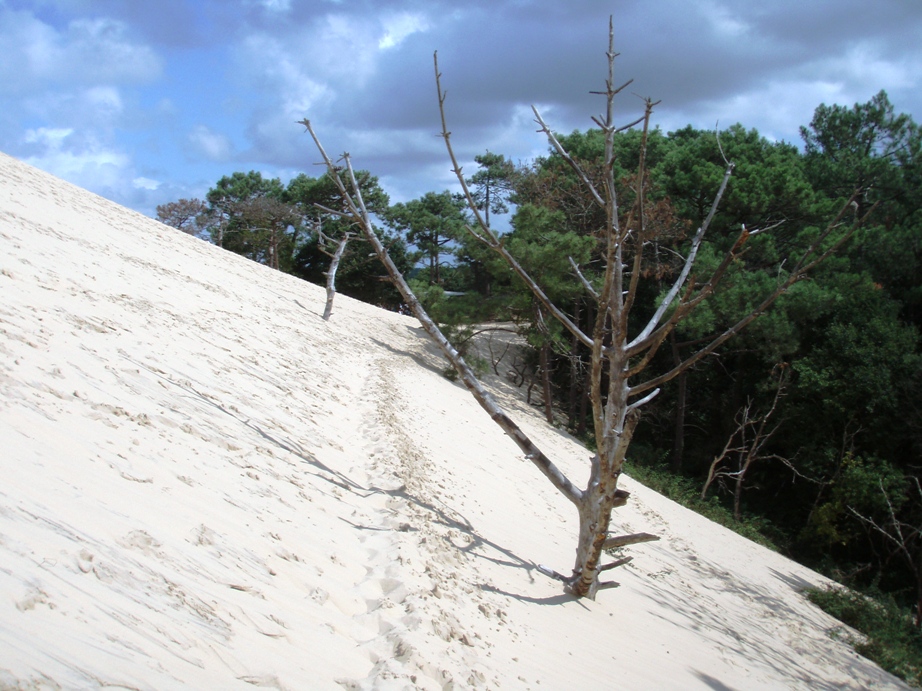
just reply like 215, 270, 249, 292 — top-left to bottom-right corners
0, 150, 908, 689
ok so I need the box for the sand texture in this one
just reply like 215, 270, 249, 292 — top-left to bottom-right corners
0, 151, 908, 689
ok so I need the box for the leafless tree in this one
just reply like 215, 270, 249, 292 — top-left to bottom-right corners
849, 478, 922, 628
700, 367, 790, 520
317, 227, 353, 320
301, 18, 873, 599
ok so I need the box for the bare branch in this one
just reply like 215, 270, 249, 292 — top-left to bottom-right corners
435, 53, 594, 351
626, 387, 660, 413
601, 532, 660, 550
302, 119, 584, 507
627, 161, 735, 352
532, 106, 606, 208
313, 203, 352, 219
715, 124, 730, 167
569, 256, 599, 300
629, 195, 870, 396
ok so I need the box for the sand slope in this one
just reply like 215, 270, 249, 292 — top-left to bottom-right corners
0, 151, 907, 689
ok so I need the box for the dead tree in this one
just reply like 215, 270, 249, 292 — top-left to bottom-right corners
301, 19, 872, 599
318, 227, 353, 320
849, 478, 922, 628
700, 369, 789, 520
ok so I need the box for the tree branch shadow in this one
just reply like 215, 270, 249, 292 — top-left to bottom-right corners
363, 481, 578, 605
370, 336, 447, 377
638, 552, 893, 690
479, 583, 587, 608
124, 354, 574, 605
124, 355, 372, 497
692, 671, 739, 691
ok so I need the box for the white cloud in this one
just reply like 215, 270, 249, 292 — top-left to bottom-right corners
306, 14, 380, 83
23, 126, 74, 147
0, 9, 161, 93
698, 1, 751, 38
83, 86, 124, 119
378, 12, 430, 50
815, 43, 917, 94
23, 127, 132, 192
239, 9, 431, 99
254, 0, 292, 13
655, 78, 857, 146
187, 125, 234, 162
239, 31, 334, 104
19, 123, 173, 216
132, 177, 160, 190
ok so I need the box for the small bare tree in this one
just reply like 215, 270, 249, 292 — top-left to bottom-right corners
316, 226, 353, 320
301, 19, 873, 598
849, 478, 922, 628
701, 368, 789, 520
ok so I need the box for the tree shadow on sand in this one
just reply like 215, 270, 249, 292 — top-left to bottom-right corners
637, 549, 895, 690
125, 355, 369, 499
364, 482, 577, 606
127, 353, 576, 607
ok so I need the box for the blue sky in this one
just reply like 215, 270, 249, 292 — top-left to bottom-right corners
3, 0, 921, 218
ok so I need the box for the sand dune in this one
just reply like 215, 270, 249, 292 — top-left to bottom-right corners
0, 151, 907, 689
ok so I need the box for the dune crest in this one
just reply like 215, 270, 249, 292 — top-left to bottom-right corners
0, 152, 907, 689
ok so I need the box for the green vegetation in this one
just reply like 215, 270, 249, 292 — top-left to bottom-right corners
625, 459, 782, 550
806, 586, 922, 686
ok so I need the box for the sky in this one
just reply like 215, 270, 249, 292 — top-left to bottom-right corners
2, 0, 921, 219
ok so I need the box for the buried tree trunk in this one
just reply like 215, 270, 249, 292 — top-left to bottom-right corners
300, 17, 871, 599
320, 230, 352, 321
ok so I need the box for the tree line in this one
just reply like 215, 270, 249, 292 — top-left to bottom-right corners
158, 89, 922, 612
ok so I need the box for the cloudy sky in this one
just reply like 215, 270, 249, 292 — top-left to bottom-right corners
2, 0, 921, 218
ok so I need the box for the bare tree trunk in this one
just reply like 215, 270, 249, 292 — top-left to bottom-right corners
322, 233, 351, 321
733, 468, 744, 521
269, 227, 278, 270
916, 558, 922, 629
577, 373, 589, 437
568, 299, 581, 428
669, 335, 687, 474
540, 342, 554, 424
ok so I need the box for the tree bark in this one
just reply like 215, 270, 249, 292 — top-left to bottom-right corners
322, 233, 350, 321
669, 335, 687, 474
540, 342, 554, 425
